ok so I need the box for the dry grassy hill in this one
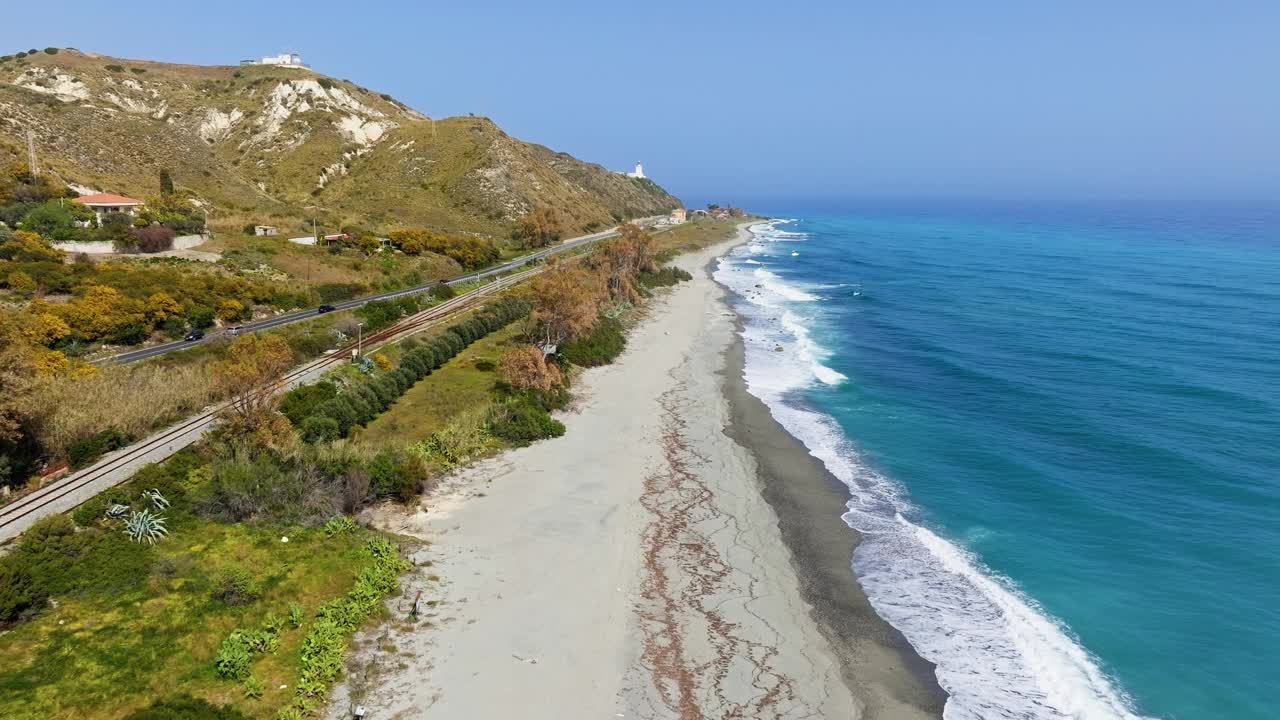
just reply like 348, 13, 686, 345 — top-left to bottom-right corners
0, 48, 680, 237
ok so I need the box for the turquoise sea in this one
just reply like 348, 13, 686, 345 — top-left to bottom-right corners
713, 202, 1279, 720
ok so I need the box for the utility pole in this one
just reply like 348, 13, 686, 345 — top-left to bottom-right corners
26, 129, 39, 175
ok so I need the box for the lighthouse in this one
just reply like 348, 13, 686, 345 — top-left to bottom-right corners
627, 162, 645, 179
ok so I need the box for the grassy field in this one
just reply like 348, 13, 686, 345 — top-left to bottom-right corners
0, 450, 398, 720
358, 323, 525, 446
653, 216, 756, 255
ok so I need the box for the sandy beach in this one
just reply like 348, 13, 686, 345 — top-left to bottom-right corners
329, 225, 945, 719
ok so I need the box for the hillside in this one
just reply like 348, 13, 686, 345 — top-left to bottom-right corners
0, 48, 680, 237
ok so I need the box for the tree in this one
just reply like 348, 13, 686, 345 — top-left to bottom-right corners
18, 200, 91, 242
386, 228, 498, 268
498, 345, 563, 391
0, 313, 38, 444
159, 168, 174, 196
21, 312, 70, 347
598, 223, 656, 304
354, 234, 381, 256
510, 208, 563, 249
529, 263, 606, 350
147, 293, 182, 323
211, 335, 295, 440
0, 229, 65, 263
6, 271, 36, 296
216, 299, 245, 323
42, 285, 148, 342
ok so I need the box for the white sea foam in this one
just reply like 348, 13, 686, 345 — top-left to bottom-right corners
713, 221, 1152, 720
754, 268, 819, 302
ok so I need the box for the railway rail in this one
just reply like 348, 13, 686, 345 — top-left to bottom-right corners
0, 266, 541, 541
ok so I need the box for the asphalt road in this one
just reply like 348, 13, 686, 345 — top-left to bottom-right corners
106, 222, 652, 365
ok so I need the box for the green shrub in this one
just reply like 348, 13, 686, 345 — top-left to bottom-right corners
123, 694, 250, 720
487, 400, 565, 446
408, 409, 491, 469
428, 282, 455, 301
214, 631, 254, 679
215, 613, 284, 681
323, 516, 357, 537
390, 367, 416, 390
0, 559, 43, 621
558, 317, 626, 367
280, 381, 338, 426
243, 674, 264, 699
313, 397, 358, 436
300, 415, 340, 443
315, 282, 365, 303
366, 449, 424, 502
369, 377, 398, 406
638, 265, 693, 289
185, 304, 215, 329
439, 330, 466, 356
355, 298, 405, 331
43, 47, 58, 55
401, 352, 429, 378
288, 601, 305, 628
354, 382, 386, 412
212, 568, 262, 606
68, 427, 130, 469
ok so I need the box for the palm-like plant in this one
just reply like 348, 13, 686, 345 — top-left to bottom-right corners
124, 509, 169, 544
106, 503, 130, 519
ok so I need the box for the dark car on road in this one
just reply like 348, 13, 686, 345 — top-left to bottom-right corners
318, 304, 337, 314
184, 329, 205, 341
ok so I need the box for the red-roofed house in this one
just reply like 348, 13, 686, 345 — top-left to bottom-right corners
77, 193, 143, 223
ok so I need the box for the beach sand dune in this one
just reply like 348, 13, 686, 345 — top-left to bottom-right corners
327, 228, 942, 719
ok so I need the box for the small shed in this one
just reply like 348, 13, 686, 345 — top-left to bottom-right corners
254, 225, 279, 236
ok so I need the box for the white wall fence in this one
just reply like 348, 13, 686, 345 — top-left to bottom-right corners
54, 234, 208, 255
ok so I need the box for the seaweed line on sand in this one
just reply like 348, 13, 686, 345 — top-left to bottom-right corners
631, 372, 818, 720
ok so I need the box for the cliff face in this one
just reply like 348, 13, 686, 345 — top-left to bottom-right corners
0, 49, 680, 235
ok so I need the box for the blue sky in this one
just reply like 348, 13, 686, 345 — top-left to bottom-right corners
3, 0, 1277, 206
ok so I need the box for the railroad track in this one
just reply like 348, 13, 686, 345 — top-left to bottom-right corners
0, 266, 541, 540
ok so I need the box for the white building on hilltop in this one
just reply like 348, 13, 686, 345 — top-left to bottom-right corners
624, 162, 645, 179
240, 51, 307, 69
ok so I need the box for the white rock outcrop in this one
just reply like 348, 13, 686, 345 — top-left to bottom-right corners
12, 67, 90, 101
337, 114, 391, 146
199, 108, 245, 143
251, 79, 396, 147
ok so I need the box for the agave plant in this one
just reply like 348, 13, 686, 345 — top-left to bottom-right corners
124, 509, 169, 545
143, 488, 170, 510
105, 503, 130, 519
601, 301, 630, 319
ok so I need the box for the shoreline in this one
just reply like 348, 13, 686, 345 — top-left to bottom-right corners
716, 239, 947, 716
327, 223, 943, 718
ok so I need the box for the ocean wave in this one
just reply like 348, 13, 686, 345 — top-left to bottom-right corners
752, 219, 810, 242
713, 225, 1152, 720
754, 268, 820, 302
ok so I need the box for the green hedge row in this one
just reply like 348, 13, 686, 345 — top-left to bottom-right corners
295, 297, 531, 442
